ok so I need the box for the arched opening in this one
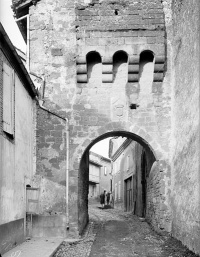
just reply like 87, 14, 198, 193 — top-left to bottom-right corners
78, 131, 156, 234
86, 51, 102, 83
139, 50, 155, 95
113, 51, 128, 82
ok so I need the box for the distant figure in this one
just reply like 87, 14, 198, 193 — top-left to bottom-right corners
106, 191, 111, 205
110, 192, 114, 208
100, 190, 106, 208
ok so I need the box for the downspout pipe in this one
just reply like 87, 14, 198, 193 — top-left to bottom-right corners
31, 73, 70, 230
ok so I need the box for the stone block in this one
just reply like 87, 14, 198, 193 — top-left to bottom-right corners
125, 37, 147, 45
76, 56, 86, 64
154, 63, 165, 72
155, 55, 165, 63
128, 74, 139, 82
77, 64, 87, 74
128, 64, 139, 73
77, 74, 88, 83
102, 64, 113, 74
51, 48, 63, 56
102, 56, 113, 64
129, 55, 140, 64
154, 72, 164, 82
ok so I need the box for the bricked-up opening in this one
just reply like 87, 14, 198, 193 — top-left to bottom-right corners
113, 51, 128, 82
86, 51, 102, 84
139, 51, 154, 95
78, 131, 156, 235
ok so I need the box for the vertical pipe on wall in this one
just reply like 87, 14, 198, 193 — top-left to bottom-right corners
35, 96, 70, 229
65, 118, 69, 229
27, 14, 30, 72
31, 71, 70, 230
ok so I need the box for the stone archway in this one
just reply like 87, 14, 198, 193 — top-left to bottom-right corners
77, 130, 161, 234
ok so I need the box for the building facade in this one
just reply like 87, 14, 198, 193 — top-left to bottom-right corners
89, 151, 111, 199
11, 0, 200, 255
110, 137, 155, 218
0, 23, 38, 255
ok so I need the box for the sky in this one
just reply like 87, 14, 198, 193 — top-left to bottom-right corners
91, 138, 111, 158
0, 0, 111, 159
0, 0, 26, 52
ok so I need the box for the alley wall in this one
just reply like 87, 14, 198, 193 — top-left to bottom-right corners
171, 0, 200, 254
0, 48, 36, 254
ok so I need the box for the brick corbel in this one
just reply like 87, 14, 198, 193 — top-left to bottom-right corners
102, 56, 113, 83
153, 55, 165, 82
76, 56, 88, 83
128, 55, 139, 82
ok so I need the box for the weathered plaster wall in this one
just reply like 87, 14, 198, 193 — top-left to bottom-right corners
28, 0, 172, 235
0, 49, 36, 254
171, 0, 200, 253
112, 140, 156, 218
146, 160, 172, 232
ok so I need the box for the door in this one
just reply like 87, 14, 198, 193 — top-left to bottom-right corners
125, 176, 132, 212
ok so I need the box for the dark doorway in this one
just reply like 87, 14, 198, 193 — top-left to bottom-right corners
125, 176, 133, 212
141, 152, 147, 217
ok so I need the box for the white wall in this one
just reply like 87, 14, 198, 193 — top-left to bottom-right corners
0, 73, 35, 224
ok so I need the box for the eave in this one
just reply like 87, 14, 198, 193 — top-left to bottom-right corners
12, 0, 40, 41
0, 23, 38, 98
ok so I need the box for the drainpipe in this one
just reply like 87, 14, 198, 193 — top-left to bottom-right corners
15, 14, 30, 72
31, 73, 70, 229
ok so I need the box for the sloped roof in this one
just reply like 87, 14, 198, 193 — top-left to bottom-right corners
0, 22, 38, 98
12, 0, 38, 12
11, 0, 38, 41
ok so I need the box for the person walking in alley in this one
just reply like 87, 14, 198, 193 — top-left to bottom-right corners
100, 190, 106, 208
106, 191, 111, 205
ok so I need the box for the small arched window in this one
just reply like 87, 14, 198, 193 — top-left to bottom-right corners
113, 51, 128, 82
86, 51, 102, 84
139, 51, 155, 94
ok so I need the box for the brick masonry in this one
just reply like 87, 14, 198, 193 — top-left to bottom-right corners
25, 0, 172, 239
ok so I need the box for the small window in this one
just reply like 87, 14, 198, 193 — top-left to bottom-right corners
104, 166, 107, 176
115, 183, 117, 201
86, 51, 102, 83
3, 62, 14, 136
127, 155, 130, 171
118, 181, 121, 199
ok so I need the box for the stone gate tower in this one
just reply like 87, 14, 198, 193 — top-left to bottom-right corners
12, 0, 171, 241
12, 0, 200, 254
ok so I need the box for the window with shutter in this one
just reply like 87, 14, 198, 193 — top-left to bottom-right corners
3, 62, 14, 135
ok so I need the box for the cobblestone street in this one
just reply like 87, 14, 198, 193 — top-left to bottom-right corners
54, 202, 199, 257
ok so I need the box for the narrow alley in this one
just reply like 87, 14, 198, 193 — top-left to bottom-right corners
54, 201, 198, 257
1, 0, 200, 256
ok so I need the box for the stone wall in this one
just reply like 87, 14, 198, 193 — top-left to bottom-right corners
27, 0, 172, 236
146, 160, 172, 232
171, 0, 200, 254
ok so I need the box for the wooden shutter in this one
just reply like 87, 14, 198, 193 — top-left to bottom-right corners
3, 62, 14, 135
